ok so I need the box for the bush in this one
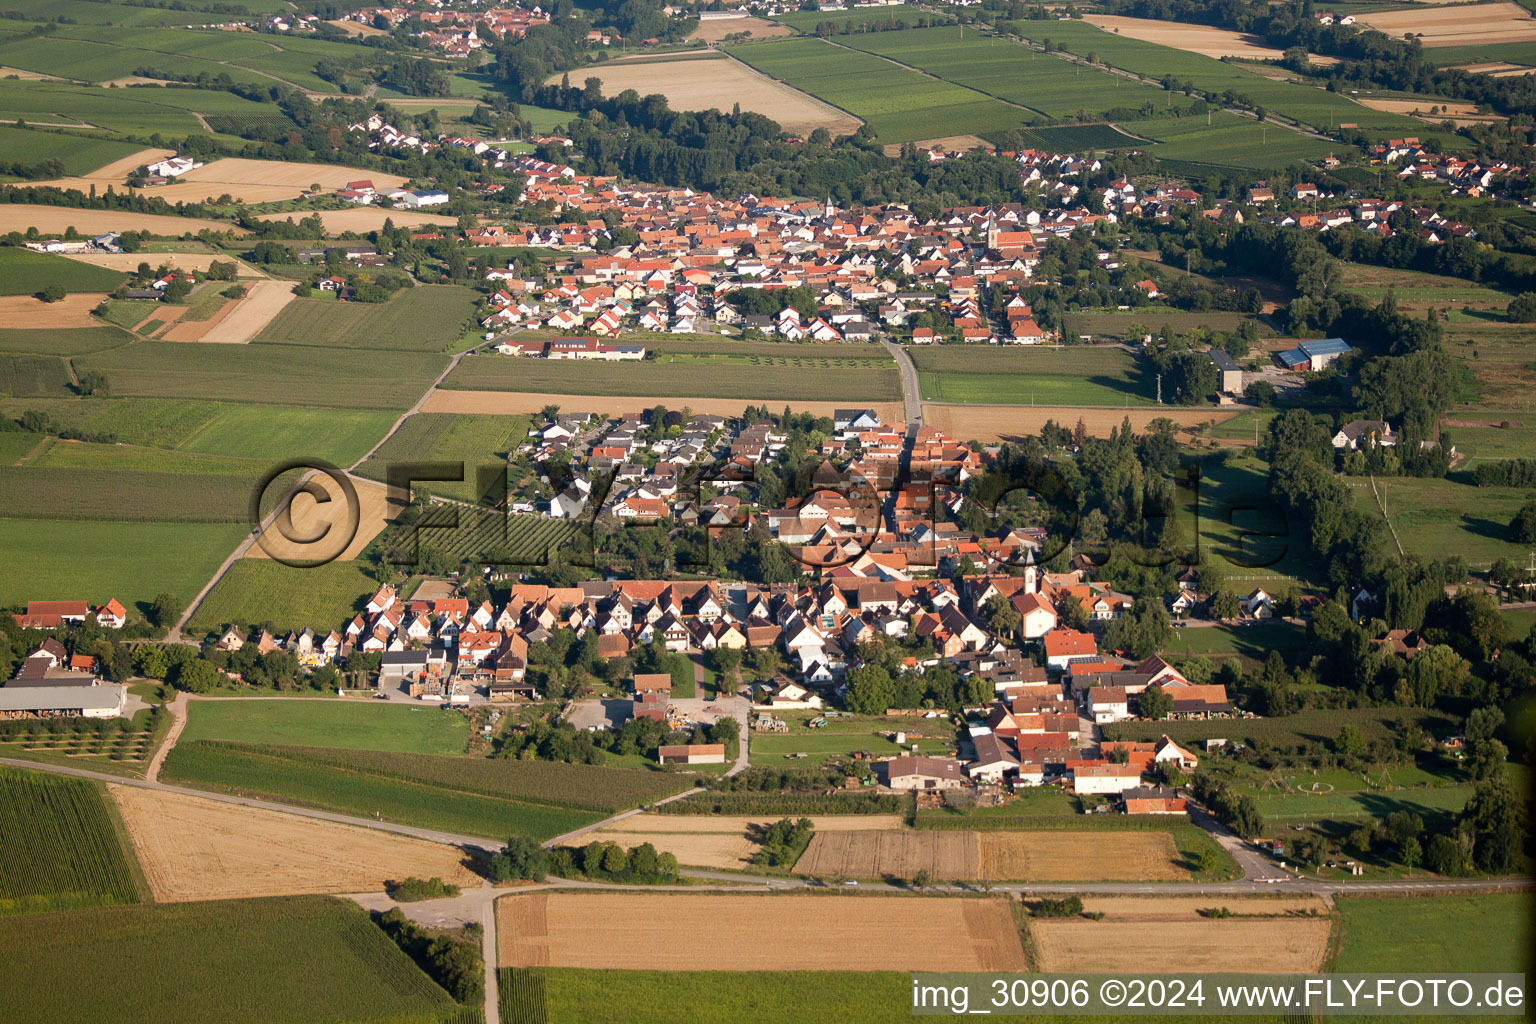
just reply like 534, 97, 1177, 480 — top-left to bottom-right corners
386, 876, 462, 902
1034, 896, 1083, 918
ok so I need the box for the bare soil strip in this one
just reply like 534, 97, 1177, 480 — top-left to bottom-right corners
496, 892, 1027, 971
109, 784, 481, 902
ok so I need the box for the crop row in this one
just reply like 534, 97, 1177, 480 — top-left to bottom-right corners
0, 768, 141, 914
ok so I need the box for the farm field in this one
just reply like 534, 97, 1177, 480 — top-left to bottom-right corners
0, 246, 124, 295
1136, 110, 1339, 170
1431, 40, 1536, 67
356, 412, 531, 503
922, 404, 1235, 443
792, 829, 1187, 882
75, 342, 450, 409
567, 52, 859, 138
1104, 707, 1459, 750
0, 125, 147, 174
108, 785, 480, 902
769, 5, 928, 32
246, 474, 397, 564
256, 207, 461, 233
0, 353, 73, 395
1159, 622, 1309, 667
200, 279, 297, 344
689, 15, 792, 43
160, 741, 620, 839
0, 896, 470, 1024
1443, 321, 1536, 408
0, 462, 252, 522
176, 404, 397, 465
185, 560, 385, 634
379, 506, 583, 571
0, 203, 239, 236
591, 813, 904, 869
0, 80, 282, 138
0, 767, 143, 916
1075, 307, 1271, 341
1439, 411, 1536, 468
728, 37, 1030, 144
1336, 262, 1511, 308
0, 517, 247, 609
512, 970, 918, 1024
42, 156, 409, 206
1186, 451, 1319, 588
497, 892, 1027, 971
1351, 474, 1536, 569
0, 311, 127, 345
1356, 2, 1536, 47
833, 26, 1166, 121
256, 286, 481, 352
1333, 892, 1529, 973
180, 700, 472, 756
443, 349, 901, 402
911, 344, 1155, 406
1082, 15, 1287, 59
1029, 895, 1333, 973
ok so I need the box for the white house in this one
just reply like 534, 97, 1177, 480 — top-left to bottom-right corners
1072, 762, 1143, 794
146, 156, 202, 178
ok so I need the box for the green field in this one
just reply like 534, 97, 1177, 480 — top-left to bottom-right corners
1427, 41, 1536, 68
382, 507, 582, 570
1333, 892, 1529, 973
0, 353, 73, 396
728, 37, 1031, 143
1336, 263, 1511, 306
0, 0, 297, 27
0, 125, 146, 174
1442, 412, 1536, 470
161, 740, 610, 840
1075, 308, 1269, 342
0, 517, 246, 608
0, 78, 298, 138
177, 404, 397, 466
0, 247, 126, 296
1104, 706, 1457, 750
1135, 111, 1338, 171
770, 5, 929, 32
749, 711, 954, 765
0, 325, 133, 355
357, 413, 531, 503
75, 342, 450, 410
0, 896, 473, 1024
1352, 474, 1536, 570
0, 463, 250, 521
181, 700, 472, 756
1186, 451, 1318, 588
0, 396, 220, 446
911, 344, 1154, 406
0, 767, 142, 916
186, 559, 382, 635
0, 431, 42, 464
443, 348, 901, 402
1016, 122, 1143, 151
256, 286, 482, 353
1158, 622, 1309, 665
833, 26, 1167, 121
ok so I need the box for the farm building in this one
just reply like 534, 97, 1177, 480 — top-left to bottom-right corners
0, 684, 126, 719
1276, 337, 1351, 372
884, 755, 966, 790
1071, 762, 1143, 795
1122, 786, 1188, 814
1208, 348, 1243, 395
657, 743, 726, 765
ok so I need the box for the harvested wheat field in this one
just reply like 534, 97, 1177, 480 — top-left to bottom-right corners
560, 53, 861, 138
109, 785, 480, 902
498, 892, 1026, 970
883, 134, 989, 158
42, 158, 409, 206
924, 404, 1235, 443
327, 18, 387, 36
588, 831, 760, 868
1084, 16, 1289, 59
794, 830, 979, 880
592, 815, 906, 869
425, 389, 904, 421
0, 204, 240, 237
83, 148, 175, 181
606, 814, 908, 833
200, 279, 296, 344
1030, 895, 1333, 974
257, 207, 462, 234
690, 15, 794, 43
160, 299, 238, 342
1357, 3, 1536, 45
246, 473, 396, 563
978, 831, 1185, 882
60, 251, 246, 274
0, 292, 106, 329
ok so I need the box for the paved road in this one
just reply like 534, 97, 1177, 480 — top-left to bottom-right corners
880, 337, 922, 427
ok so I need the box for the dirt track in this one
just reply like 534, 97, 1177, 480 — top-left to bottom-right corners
497, 892, 1027, 970
110, 784, 481, 902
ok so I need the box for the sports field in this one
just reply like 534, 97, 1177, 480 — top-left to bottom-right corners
497, 892, 1027, 971
911, 344, 1155, 406
255, 285, 480, 352
108, 786, 480, 902
0, 896, 470, 1024
565, 52, 859, 138
728, 37, 1030, 143
180, 700, 472, 755
443, 347, 901, 402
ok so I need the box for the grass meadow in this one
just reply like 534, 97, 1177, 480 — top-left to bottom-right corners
0, 354, 73, 396
186, 559, 382, 635
356, 413, 532, 503
0, 326, 133, 355
1333, 892, 1529, 973
0, 126, 145, 174
180, 700, 472, 756
1350, 474, 1536, 570
0, 896, 472, 1024
255, 286, 482, 353
0, 78, 295, 138
911, 344, 1154, 405
0, 517, 247, 609
161, 740, 609, 840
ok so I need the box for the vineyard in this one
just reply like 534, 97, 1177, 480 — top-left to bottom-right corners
160, 741, 605, 841
0, 768, 143, 915
235, 744, 693, 812
0, 707, 164, 769
0, 896, 480, 1024
383, 507, 580, 568
0, 354, 72, 397
203, 113, 296, 137
0, 466, 250, 522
